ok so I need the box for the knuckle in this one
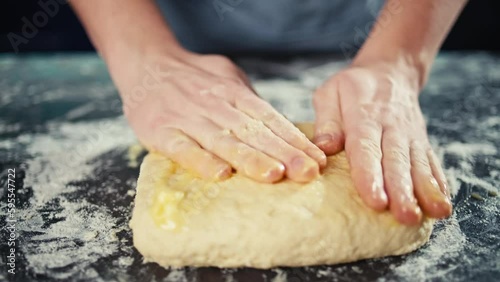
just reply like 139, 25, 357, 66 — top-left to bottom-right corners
313, 87, 328, 100
209, 54, 231, 63
288, 132, 307, 145
237, 120, 267, 142
234, 143, 257, 160
410, 141, 431, 169
312, 91, 324, 107
223, 81, 241, 95
412, 154, 430, 169
320, 76, 340, 92
208, 82, 230, 100
313, 84, 337, 103
165, 133, 192, 153
349, 137, 382, 159
260, 109, 281, 125
426, 147, 437, 158
234, 91, 258, 110
362, 141, 383, 159
386, 171, 413, 190
228, 79, 250, 93
352, 120, 382, 134
206, 55, 236, 69
385, 148, 410, 166
221, 80, 247, 104
207, 129, 232, 150
317, 120, 342, 135
151, 113, 179, 131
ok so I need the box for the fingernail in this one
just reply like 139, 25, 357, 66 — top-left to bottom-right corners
443, 183, 452, 201
291, 156, 319, 180
303, 162, 320, 179
318, 153, 327, 168
367, 181, 388, 210
376, 188, 388, 205
214, 165, 232, 180
399, 203, 423, 225
314, 134, 332, 146
430, 177, 440, 190
434, 200, 452, 218
263, 163, 285, 182
429, 177, 452, 204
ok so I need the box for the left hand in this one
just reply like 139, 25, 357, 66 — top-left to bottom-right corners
312, 62, 452, 225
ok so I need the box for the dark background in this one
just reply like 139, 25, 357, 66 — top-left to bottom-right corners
0, 0, 499, 53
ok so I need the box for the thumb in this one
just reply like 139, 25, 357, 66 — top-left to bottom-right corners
312, 82, 345, 155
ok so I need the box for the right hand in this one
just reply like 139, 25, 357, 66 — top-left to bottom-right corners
113, 49, 326, 183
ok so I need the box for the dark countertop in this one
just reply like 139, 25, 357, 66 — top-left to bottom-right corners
0, 52, 498, 282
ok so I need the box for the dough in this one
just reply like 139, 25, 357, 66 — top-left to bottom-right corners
130, 123, 434, 268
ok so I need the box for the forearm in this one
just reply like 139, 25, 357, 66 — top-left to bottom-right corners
71, 0, 185, 72
353, 0, 467, 88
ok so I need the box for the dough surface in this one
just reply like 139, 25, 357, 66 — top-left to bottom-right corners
130, 123, 434, 268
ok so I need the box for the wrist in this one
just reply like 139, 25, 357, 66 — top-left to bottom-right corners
352, 49, 431, 91
106, 40, 194, 95
105, 37, 189, 74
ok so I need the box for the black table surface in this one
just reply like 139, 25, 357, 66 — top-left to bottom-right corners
0, 52, 499, 281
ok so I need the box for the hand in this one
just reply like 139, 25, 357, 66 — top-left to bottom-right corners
312, 62, 452, 225
114, 50, 326, 183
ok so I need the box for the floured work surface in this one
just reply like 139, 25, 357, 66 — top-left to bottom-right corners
1, 53, 498, 281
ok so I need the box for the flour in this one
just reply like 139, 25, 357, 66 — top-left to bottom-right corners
165, 268, 189, 282
253, 80, 314, 122
445, 142, 497, 159
389, 217, 466, 281
271, 269, 288, 282
1, 53, 498, 281
18, 199, 120, 280
382, 129, 500, 281
1, 117, 137, 279
23, 119, 135, 200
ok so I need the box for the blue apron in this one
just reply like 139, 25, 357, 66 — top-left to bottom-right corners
156, 0, 385, 54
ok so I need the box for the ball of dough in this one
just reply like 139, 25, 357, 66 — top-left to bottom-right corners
130, 124, 434, 268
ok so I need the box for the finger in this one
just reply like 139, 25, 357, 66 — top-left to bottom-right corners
381, 130, 422, 225
234, 91, 327, 168
410, 141, 452, 218
153, 127, 232, 180
427, 149, 451, 200
181, 118, 285, 183
208, 101, 320, 182
344, 122, 388, 211
312, 84, 345, 155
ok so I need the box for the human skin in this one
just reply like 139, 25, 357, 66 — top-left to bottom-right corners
71, 0, 466, 225
313, 0, 467, 224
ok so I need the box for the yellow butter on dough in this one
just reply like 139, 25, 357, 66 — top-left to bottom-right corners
130, 123, 434, 268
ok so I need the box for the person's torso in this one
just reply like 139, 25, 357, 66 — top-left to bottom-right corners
157, 0, 384, 54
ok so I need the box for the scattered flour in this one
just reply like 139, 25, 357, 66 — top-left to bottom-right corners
1, 117, 137, 279
18, 199, 120, 280
445, 142, 497, 158
165, 268, 189, 282
388, 218, 466, 281
1, 53, 497, 281
271, 269, 288, 282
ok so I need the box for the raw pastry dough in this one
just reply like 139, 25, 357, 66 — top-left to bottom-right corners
130, 123, 434, 268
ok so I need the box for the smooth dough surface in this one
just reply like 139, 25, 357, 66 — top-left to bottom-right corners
130, 123, 434, 269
